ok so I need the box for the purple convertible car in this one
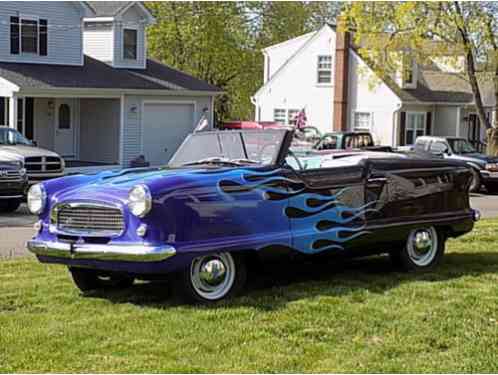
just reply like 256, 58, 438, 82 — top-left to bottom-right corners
27, 129, 479, 303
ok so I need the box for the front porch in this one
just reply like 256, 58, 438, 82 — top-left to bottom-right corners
395, 103, 493, 152
0, 95, 124, 174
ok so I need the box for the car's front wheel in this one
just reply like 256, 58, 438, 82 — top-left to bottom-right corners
69, 267, 134, 292
390, 226, 445, 271
174, 252, 247, 304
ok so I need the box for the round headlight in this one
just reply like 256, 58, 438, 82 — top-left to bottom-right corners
27, 183, 47, 215
128, 184, 152, 218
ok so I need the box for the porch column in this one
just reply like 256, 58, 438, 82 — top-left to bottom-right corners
8, 95, 17, 129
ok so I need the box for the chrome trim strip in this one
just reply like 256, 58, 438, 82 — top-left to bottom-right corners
27, 240, 176, 262
0, 195, 23, 199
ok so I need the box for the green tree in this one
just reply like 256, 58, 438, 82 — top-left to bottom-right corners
146, 2, 341, 123
146, 2, 259, 123
345, 2, 498, 152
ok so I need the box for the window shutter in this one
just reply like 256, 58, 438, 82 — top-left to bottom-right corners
39, 19, 48, 56
25, 98, 34, 140
10, 17, 19, 55
426, 112, 432, 135
399, 111, 406, 145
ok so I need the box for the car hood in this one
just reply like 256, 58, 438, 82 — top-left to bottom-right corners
0, 145, 61, 159
46, 165, 265, 206
453, 153, 498, 165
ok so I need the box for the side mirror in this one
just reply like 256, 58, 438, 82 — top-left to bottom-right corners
31, 140, 37, 147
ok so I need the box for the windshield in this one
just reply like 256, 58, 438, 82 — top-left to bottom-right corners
447, 139, 476, 154
0, 127, 32, 146
169, 130, 287, 168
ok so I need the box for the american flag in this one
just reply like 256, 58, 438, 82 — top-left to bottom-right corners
295, 108, 307, 129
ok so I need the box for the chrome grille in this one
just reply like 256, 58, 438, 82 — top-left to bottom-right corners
54, 203, 124, 236
0, 170, 23, 182
25, 156, 63, 174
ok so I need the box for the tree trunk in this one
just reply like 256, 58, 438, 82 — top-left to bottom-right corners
489, 73, 498, 157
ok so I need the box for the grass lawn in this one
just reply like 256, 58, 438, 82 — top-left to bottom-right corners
1, 220, 498, 373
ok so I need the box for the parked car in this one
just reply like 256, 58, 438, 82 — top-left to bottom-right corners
0, 127, 65, 185
221, 121, 281, 130
414, 136, 498, 193
0, 160, 28, 212
27, 129, 478, 303
315, 131, 393, 152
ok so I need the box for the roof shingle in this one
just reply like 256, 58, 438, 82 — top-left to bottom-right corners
0, 56, 221, 92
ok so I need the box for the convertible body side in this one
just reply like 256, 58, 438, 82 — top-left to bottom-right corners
30, 157, 475, 275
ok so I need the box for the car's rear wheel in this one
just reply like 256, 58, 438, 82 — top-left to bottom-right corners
389, 226, 445, 271
469, 168, 481, 193
0, 199, 21, 213
69, 267, 134, 292
174, 252, 246, 304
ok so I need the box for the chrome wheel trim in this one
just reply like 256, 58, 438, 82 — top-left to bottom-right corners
406, 227, 438, 267
190, 253, 235, 300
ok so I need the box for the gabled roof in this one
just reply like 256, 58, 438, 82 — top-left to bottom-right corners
382, 66, 493, 105
84, 1, 154, 23
255, 23, 491, 106
85, 1, 131, 16
0, 56, 221, 93
254, 24, 335, 99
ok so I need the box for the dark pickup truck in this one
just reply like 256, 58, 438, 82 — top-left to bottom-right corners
0, 160, 28, 212
314, 131, 392, 152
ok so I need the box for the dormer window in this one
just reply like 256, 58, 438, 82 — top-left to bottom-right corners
10, 15, 48, 56
402, 55, 416, 87
123, 28, 137, 60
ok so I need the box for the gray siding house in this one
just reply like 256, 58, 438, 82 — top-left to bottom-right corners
0, 1, 221, 172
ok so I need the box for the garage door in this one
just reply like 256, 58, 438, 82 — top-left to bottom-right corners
143, 103, 195, 166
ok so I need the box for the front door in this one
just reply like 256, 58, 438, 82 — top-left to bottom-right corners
54, 99, 75, 158
287, 163, 367, 254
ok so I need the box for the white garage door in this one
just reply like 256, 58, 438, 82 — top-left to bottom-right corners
143, 103, 195, 166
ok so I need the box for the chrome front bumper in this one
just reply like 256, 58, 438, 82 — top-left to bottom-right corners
27, 240, 176, 262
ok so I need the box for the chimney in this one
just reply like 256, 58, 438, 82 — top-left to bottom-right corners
333, 16, 350, 131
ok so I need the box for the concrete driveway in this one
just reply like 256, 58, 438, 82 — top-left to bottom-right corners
1, 196, 498, 259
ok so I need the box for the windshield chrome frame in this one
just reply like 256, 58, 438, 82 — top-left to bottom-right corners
168, 129, 292, 168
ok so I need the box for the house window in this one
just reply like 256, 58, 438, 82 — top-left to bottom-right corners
353, 112, 372, 130
21, 18, 38, 53
273, 109, 286, 124
123, 29, 138, 60
58, 104, 71, 129
406, 112, 425, 145
403, 55, 415, 85
10, 16, 48, 56
288, 109, 300, 126
317, 55, 332, 84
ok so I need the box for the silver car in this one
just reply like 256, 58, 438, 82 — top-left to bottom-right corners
0, 127, 64, 185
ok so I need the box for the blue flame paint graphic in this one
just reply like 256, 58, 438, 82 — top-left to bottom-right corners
218, 169, 377, 255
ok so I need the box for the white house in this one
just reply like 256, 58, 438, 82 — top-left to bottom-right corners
0, 1, 221, 172
252, 24, 495, 149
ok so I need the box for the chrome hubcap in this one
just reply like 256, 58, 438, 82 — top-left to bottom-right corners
190, 253, 235, 300
199, 259, 227, 287
407, 227, 438, 267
